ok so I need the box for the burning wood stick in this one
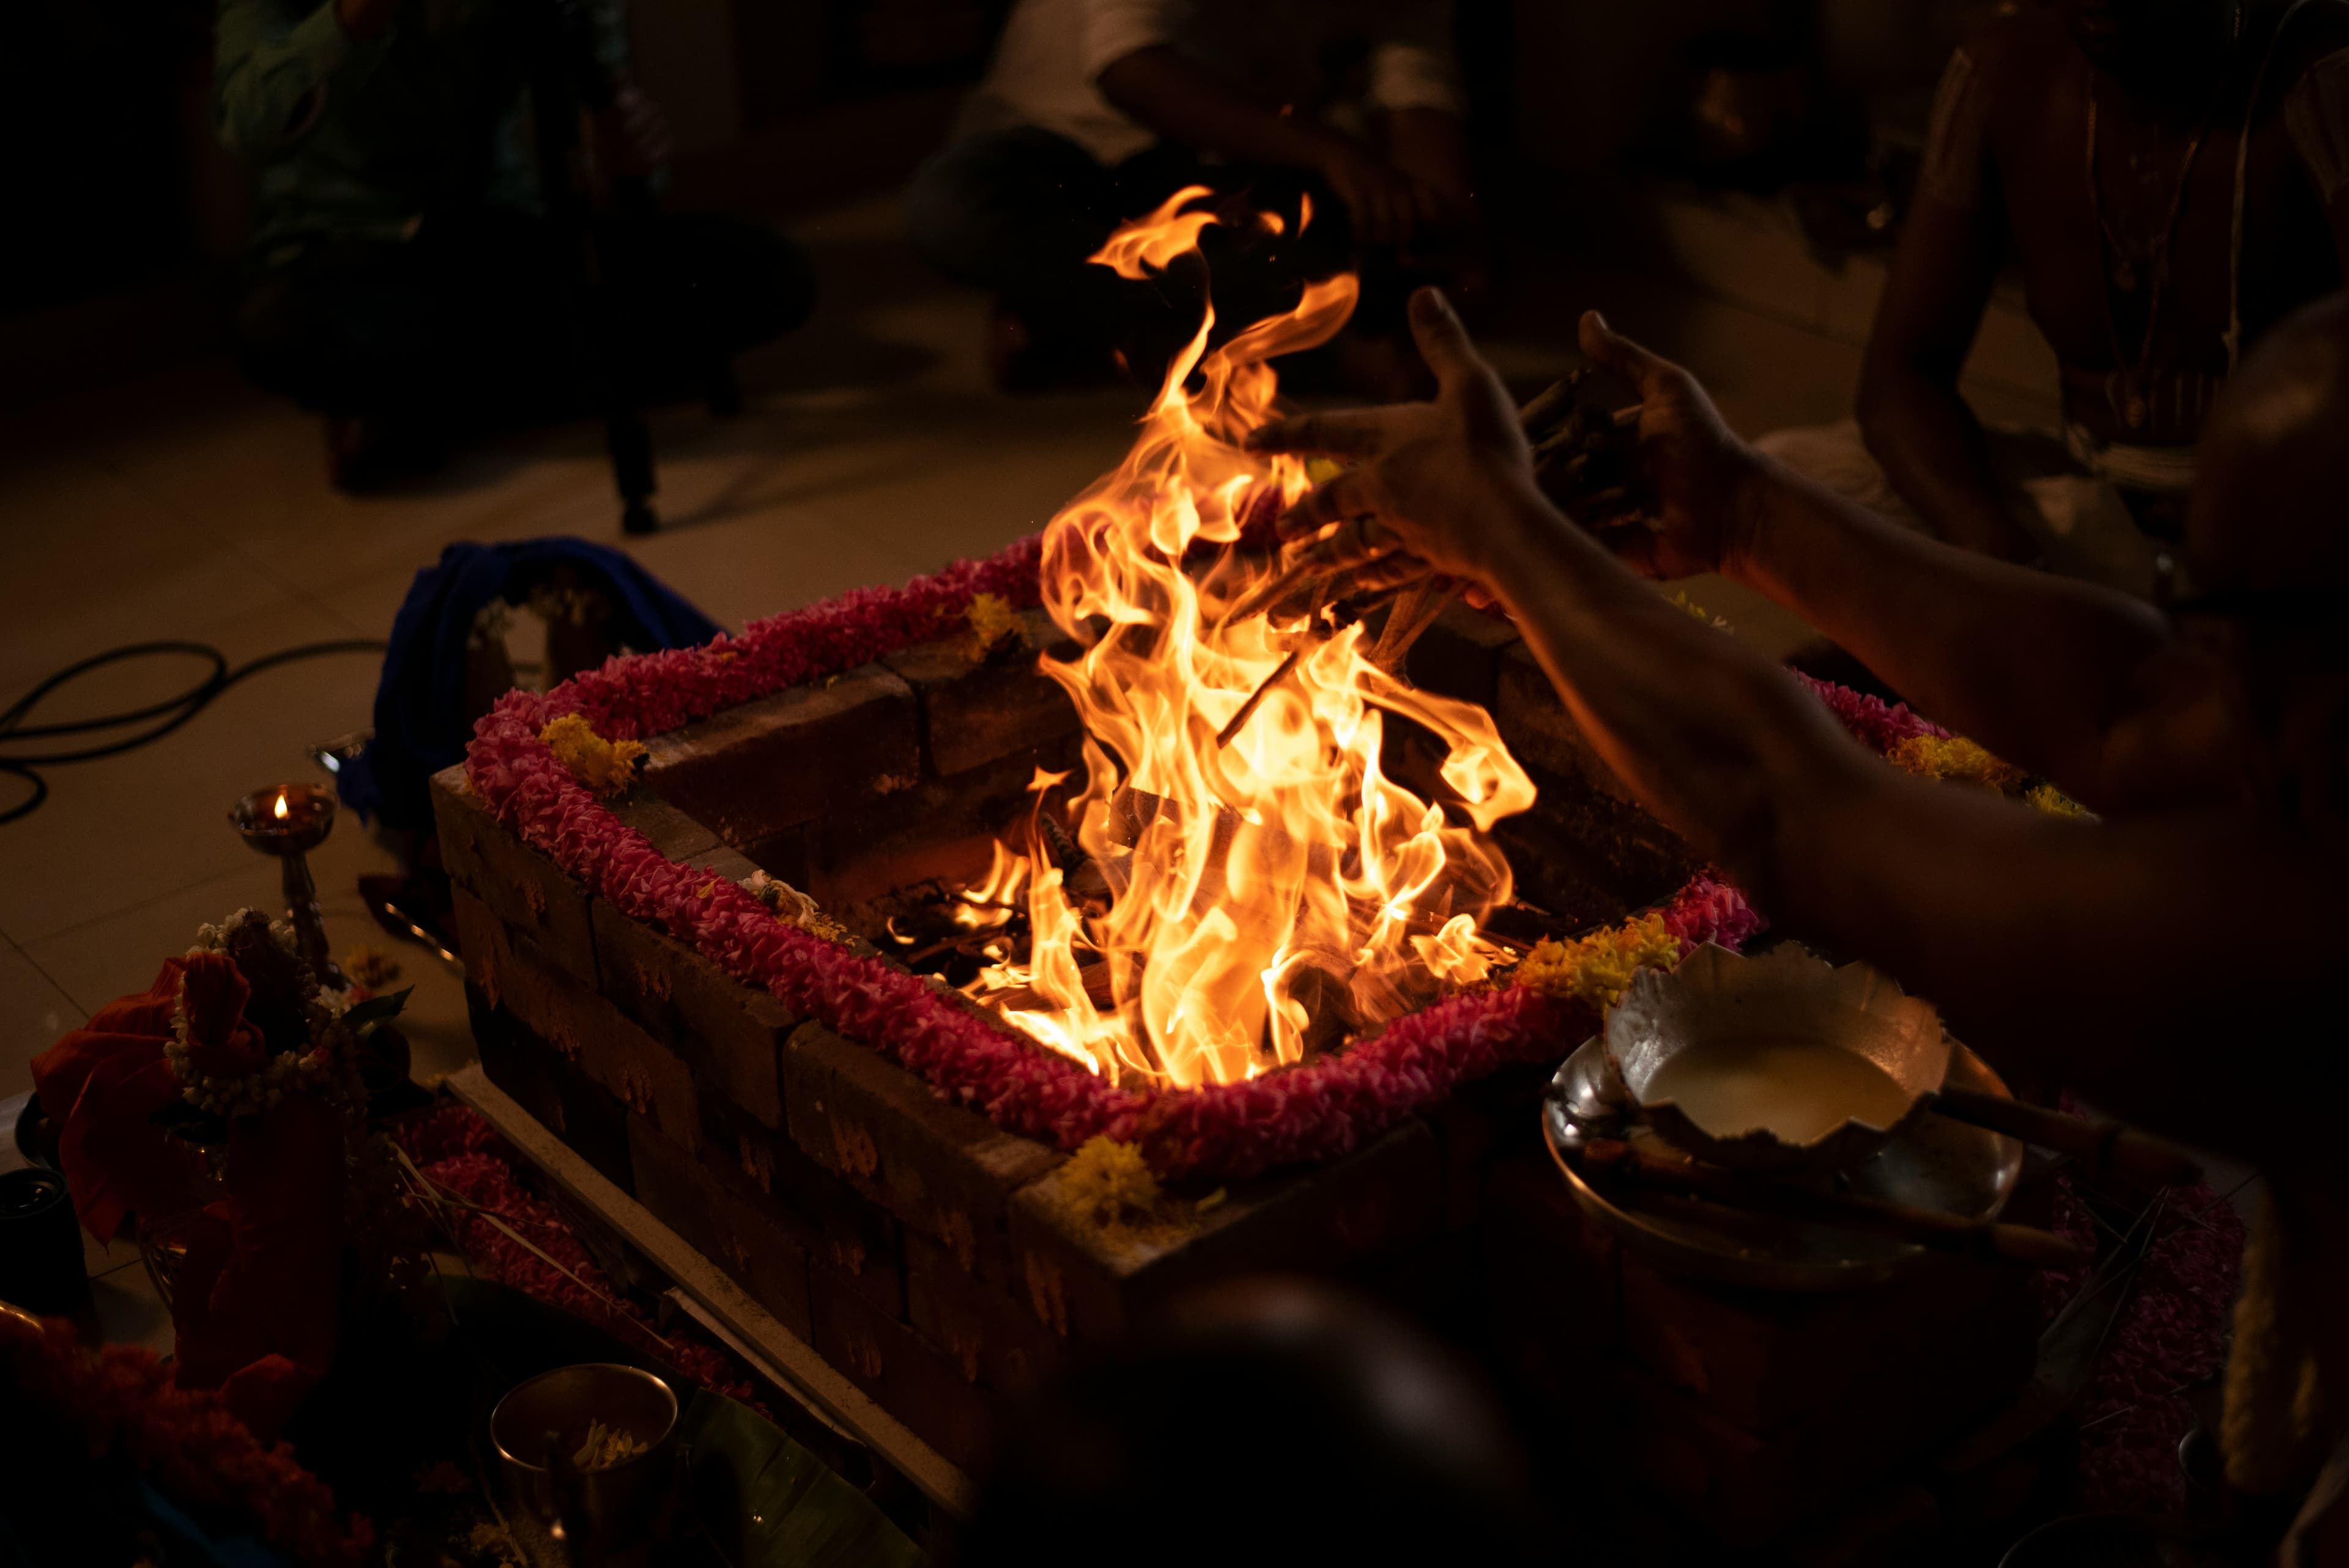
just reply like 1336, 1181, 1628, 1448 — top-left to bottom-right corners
1513, 369, 1588, 436
1211, 377, 1652, 752
1215, 647, 1302, 747
1365, 579, 1466, 672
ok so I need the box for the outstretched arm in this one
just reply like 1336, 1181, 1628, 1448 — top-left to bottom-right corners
1855, 48, 2036, 562
1576, 310, 2192, 809
1249, 290, 2336, 1168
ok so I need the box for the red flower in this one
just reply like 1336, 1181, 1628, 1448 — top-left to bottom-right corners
166, 1097, 347, 1439
177, 950, 265, 1078
31, 960, 207, 1243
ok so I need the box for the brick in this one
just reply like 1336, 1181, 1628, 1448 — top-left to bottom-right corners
811, 1262, 998, 1475
800, 739, 1083, 914
1006, 1121, 1442, 1345
785, 1024, 1064, 1273
904, 1230, 1065, 1397
1493, 643, 1621, 793
1405, 601, 1522, 708
457, 886, 700, 1153
466, 981, 636, 1196
432, 765, 597, 984
606, 787, 722, 862
880, 611, 1083, 778
641, 664, 920, 847
593, 899, 798, 1128
1495, 778, 1699, 927
628, 1115, 814, 1342
697, 1082, 905, 1318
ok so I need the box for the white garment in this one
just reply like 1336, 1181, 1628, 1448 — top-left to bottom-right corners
959, 0, 1461, 166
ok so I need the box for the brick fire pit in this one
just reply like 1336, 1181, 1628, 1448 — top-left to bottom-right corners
434, 598, 1704, 1479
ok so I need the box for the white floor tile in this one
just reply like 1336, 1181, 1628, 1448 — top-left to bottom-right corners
0, 941, 84, 1101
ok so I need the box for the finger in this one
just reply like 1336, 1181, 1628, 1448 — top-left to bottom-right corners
1282, 477, 1387, 544
1406, 287, 1482, 392
1349, 551, 1434, 595
1576, 310, 1678, 399
1246, 409, 1392, 458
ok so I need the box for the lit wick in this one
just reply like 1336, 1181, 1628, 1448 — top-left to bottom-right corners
231, 785, 343, 986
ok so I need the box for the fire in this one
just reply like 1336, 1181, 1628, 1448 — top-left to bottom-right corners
274, 792, 290, 820
965, 190, 1535, 1088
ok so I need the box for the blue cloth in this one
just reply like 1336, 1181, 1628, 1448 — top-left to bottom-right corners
339, 537, 720, 830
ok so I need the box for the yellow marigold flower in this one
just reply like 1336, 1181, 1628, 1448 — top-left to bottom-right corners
1061, 1135, 1162, 1227
745, 870, 853, 944
2026, 782, 2090, 819
1515, 913, 1682, 1009
1889, 734, 2024, 793
962, 592, 1025, 661
539, 713, 647, 797
1669, 590, 1732, 631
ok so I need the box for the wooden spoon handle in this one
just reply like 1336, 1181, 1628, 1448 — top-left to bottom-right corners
1932, 1088, 2203, 1189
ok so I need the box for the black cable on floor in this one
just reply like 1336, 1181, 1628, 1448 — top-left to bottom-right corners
0, 639, 387, 827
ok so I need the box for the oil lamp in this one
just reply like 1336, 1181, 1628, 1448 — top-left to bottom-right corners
230, 784, 343, 987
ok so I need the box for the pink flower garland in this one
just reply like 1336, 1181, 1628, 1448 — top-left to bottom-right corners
464, 537, 1782, 1181
2034, 1100, 2249, 1516
390, 1104, 768, 1411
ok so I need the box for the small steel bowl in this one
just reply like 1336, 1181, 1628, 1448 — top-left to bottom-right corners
491, 1362, 679, 1548
1606, 943, 1951, 1173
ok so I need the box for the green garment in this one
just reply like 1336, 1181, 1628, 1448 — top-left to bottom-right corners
215, 0, 628, 256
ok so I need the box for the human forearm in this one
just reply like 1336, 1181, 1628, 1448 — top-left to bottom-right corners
1855, 358, 2035, 560
1720, 452, 2170, 801
1477, 485, 1880, 903
1096, 46, 1347, 172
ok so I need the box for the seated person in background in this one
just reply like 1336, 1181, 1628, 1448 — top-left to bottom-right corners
1252, 286, 2349, 1556
217, 0, 815, 491
907, 0, 1478, 393
1764, 0, 2349, 590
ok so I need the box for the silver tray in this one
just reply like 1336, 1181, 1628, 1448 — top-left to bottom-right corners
1542, 1035, 2025, 1291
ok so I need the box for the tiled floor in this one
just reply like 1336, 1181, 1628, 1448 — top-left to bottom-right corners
0, 187, 2060, 1124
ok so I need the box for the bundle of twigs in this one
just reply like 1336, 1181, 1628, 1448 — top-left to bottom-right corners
1215, 374, 1653, 748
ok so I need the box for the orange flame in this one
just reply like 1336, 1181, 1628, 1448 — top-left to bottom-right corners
968, 195, 1535, 1088
274, 792, 290, 820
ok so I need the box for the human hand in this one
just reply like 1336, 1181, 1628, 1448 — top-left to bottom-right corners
1575, 311, 1760, 579
1315, 136, 1437, 251
592, 85, 673, 179
1245, 287, 1540, 588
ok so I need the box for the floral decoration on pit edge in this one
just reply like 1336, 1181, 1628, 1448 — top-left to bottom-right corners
463, 535, 2011, 1183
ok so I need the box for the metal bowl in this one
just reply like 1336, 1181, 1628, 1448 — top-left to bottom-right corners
1606, 943, 1950, 1173
1545, 1034, 2024, 1291
491, 1362, 680, 1549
